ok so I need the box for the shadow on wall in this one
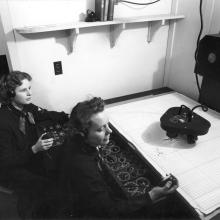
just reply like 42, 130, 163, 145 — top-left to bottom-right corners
152, 57, 166, 89
165, 46, 199, 100
11, 30, 71, 54
86, 0, 95, 11
32, 80, 53, 110
11, 27, 107, 55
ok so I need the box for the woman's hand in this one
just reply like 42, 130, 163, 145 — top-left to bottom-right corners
32, 133, 54, 154
149, 180, 178, 203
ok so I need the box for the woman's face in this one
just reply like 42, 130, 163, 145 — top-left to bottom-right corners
12, 79, 32, 107
86, 110, 112, 147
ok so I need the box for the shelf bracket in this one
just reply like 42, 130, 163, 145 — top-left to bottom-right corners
109, 23, 125, 48
67, 28, 79, 54
147, 20, 166, 43
161, 19, 166, 26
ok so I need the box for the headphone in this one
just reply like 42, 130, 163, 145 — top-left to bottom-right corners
7, 88, 15, 98
69, 104, 89, 138
2, 75, 15, 98
72, 117, 88, 137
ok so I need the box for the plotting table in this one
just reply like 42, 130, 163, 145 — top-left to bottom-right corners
106, 92, 220, 220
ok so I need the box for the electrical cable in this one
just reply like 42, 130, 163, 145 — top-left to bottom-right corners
119, 0, 161, 6
194, 0, 204, 95
191, 104, 208, 112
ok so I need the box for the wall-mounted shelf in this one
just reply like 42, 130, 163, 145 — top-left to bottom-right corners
15, 14, 185, 54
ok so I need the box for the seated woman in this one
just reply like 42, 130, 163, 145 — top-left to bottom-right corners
0, 71, 69, 218
61, 97, 178, 218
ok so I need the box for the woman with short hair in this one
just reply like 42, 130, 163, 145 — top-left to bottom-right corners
0, 71, 69, 218
61, 97, 178, 218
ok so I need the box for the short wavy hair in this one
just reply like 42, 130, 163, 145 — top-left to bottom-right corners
0, 71, 32, 104
68, 97, 105, 137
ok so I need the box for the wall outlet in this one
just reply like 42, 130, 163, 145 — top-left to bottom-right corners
53, 61, 63, 75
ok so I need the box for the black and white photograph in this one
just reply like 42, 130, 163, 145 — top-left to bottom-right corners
0, 0, 220, 219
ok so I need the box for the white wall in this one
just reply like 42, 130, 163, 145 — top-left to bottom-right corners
1, 0, 219, 113
0, 16, 6, 55
0, 0, 173, 113
209, 0, 220, 34
165, 0, 216, 101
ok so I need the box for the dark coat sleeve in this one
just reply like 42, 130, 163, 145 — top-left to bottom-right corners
27, 104, 68, 124
69, 153, 153, 217
0, 103, 68, 169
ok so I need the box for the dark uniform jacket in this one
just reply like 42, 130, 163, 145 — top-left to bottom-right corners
61, 136, 153, 218
0, 103, 68, 193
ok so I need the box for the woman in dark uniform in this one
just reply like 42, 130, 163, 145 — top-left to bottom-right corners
0, 71, 69, 218
61, 97, 178, 218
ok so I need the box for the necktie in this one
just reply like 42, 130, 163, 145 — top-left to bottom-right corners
96, 146, 103, 172
19, 112, 35, 134
19, 113, 26, 134
27, 112, 35, 124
